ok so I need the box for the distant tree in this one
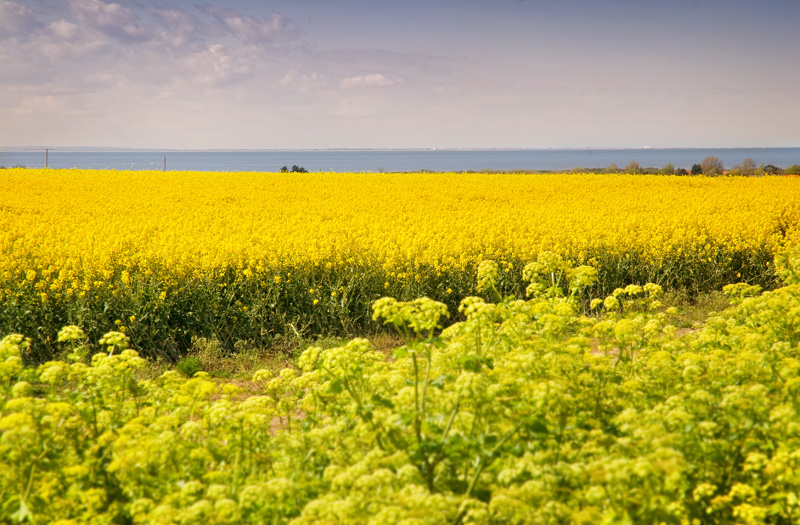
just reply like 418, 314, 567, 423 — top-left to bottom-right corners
291, 165, 308, 173
691, 164, 702, 175
730, 159, 756, 177
762, 164, 781, 175
660, 163, 674, 175
604, 163, 619, 174
675, 167, 689, 176
785, 164, 800, 175
740, 158, 756, 176
280, 166, 289, 173
625, 161, 642, 174
701, 156, 724, 176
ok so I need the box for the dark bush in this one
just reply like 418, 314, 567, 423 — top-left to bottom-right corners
177, 356, 203, 377
784, 164, 800, 175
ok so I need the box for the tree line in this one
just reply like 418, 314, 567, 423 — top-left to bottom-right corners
605, 157, 800, 177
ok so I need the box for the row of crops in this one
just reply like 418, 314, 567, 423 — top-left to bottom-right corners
2, 246, 800, 523
2, 169, 799, 360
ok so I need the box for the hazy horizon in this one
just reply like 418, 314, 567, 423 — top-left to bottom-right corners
2, 0, 799, 150
4, 146, 800, 153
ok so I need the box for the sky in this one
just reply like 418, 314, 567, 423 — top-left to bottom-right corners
1, 0, 799, 149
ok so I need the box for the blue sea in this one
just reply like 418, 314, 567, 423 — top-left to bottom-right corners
1, 148, 799, 173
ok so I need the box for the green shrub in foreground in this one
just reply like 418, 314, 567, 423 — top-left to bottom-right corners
1, 246, 800, 523
176, 356, 204, 378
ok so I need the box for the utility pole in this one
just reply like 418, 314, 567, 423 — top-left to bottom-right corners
163, 156, 166, 172
45, 148, 49, 168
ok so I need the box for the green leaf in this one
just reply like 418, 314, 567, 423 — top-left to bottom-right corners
11, 499, 30, 523
327, 379, 343, 395
393, 346, 409, 359
429, 337, 447, 349
357, 405, 374, 422
527, 418, 549, 435
474, 489, 492, 503
372, 394, 394, 409
457, 355, 493, 373
429, 374, 448, 389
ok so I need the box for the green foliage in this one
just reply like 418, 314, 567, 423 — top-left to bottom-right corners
784, 164, 800, 176
280, 165, 308, 173
176, 356, 204, 377
4, 245, 781, 363
625, 161, 642, 174
775, 242, 800, 285
3, 247, 800, 522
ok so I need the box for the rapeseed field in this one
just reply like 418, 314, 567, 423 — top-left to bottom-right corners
1, 168, 799, 358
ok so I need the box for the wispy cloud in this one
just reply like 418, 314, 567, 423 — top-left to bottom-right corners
182, 44, 255, 86
280, 70, 326, 93
66, 0, 151, 42
0, 0, 442, 147
0, 0, 42, 36
197, 4, 304, 47
0, 1, 296, 89
146, 7, 206, 50
3, 0, 793, 149
340, 73, 400, 89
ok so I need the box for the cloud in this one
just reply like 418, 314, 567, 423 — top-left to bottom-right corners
280, 70, 326, 93
340, 73, 399, 89
66, 0, 151, 42
182, 44, 255, 86
197, 4, 303, 47
0, 0, 42, 37
48, 19, 80, 40
27, 27, 111, 62
146, 7, 206, 50
0, 1, 468, 148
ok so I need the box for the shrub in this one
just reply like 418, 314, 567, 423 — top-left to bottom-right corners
176, 356, 203, 377
784, 164, 800, 175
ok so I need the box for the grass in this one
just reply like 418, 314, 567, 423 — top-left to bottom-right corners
136, 288, 732, 384
132, 331, 403, 383
661, 289, 731, 329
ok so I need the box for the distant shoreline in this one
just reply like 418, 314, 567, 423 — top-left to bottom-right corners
2, 147, 799, 173
2, 146, 798, 153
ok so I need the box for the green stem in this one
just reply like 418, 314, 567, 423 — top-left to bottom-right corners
411, 351, 420, 417
465, 420, 525, 497
420, 344, 431, 413
440, 401, 460, 445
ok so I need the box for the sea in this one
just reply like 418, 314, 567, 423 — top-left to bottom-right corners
1, 148, 799, 173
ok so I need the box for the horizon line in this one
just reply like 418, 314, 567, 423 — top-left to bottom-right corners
3, 146, 799, 153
